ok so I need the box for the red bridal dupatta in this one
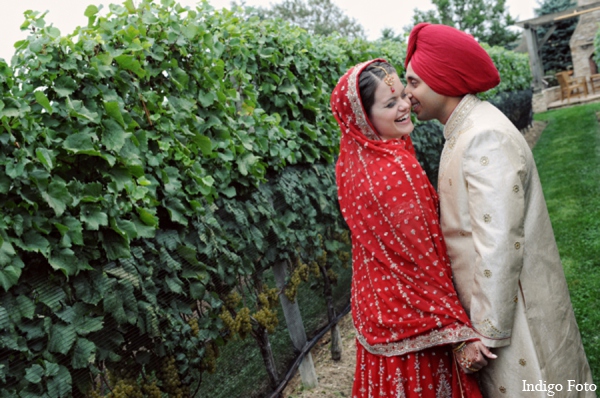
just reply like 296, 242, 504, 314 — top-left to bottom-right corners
331, 60, 482, 397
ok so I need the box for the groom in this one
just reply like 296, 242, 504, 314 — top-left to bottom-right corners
403, 23, 595, 397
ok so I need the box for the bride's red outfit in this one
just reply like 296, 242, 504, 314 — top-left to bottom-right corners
331, 59, 482, 398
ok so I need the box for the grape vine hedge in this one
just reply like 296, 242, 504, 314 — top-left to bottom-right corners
0, 1, 532, 396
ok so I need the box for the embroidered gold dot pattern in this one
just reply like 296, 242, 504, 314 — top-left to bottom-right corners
513, 296, 518, 303
513, 185, 520, 193
519, 358, 527, 366
484, 269, 492, 278
514, 242, 521, 250
499, 386, 507, 393
480, 156, 489, 166
483, 214, 492, 223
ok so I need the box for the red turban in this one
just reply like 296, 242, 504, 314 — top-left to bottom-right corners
405, 23, 500, 96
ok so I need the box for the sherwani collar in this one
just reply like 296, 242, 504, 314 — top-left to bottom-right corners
443, 94, 480, 139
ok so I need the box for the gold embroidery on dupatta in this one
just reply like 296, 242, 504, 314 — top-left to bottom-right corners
356, 324, 478, 357
347, 62, 380, 141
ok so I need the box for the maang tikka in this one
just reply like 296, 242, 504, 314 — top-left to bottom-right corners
373, 65, 395, 93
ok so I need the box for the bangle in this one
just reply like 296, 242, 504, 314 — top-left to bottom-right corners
453, 342, 467, 352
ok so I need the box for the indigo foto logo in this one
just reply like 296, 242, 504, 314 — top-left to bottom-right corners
522, 380, 597, 396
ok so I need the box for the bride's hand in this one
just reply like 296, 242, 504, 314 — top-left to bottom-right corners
455, 341, 497, 374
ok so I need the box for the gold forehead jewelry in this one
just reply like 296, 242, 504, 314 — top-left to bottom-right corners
373, 65, 395, 92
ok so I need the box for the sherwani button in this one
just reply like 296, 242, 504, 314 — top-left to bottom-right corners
514, 242, 521, 250
480, 156, 489, 166
499, 386, 507, 393
484, 270, 492, 278
483, 214, 491, 223
513, 185, 520, 193
519, 358, 526, 366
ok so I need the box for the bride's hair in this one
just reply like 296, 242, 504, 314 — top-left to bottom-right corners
358, 61, 396, 117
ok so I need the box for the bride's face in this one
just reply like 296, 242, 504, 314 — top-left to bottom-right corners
368, 74, 414, 140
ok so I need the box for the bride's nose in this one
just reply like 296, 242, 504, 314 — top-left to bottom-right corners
399, 97, 411, 110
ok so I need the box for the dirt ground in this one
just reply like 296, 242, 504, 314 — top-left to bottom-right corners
281, 120, 548, 398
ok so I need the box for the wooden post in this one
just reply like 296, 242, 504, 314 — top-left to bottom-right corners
272, 260, 319, 389
523, 25, 545, 93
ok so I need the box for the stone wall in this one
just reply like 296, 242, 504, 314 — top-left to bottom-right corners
570, 0, 600, 78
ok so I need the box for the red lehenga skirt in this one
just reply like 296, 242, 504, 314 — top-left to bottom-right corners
353, 340, 482, 398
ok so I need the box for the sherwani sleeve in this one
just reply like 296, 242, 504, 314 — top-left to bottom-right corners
462, 129, 526, 348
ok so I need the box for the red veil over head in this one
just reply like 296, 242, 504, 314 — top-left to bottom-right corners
331, 59, 477, 355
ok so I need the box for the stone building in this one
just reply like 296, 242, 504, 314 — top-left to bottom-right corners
570, 0, 600, 77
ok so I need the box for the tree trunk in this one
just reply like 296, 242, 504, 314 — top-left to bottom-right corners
254, 326, 279, 390
320, 264, 343, 361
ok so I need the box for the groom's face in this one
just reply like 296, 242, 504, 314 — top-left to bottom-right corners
404, 62, 448, 123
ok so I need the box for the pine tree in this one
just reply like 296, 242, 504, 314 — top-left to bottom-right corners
534, 0, 578, 74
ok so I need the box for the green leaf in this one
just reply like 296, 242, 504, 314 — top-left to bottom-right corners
165, 275, 183, 294
221, 186, 236, 198
182, 23, 199, 40
105, 267, 140, 289
101, 230, 130, 260
62, 217, 84, 245
0, 173, 10, 194
237, 153, 260, 176
16, 295, 35, 319
66, 98, 99, 123
192, 133, 212, 155
189, 282, 206, 300
0, 264, 22, 291
63, 132, 96, 153
176, 245, 199, 266
36, 282, 67, 311
124, 0, 136, 13
47, 364, 72, 398
111, 217, 138, 240
198, 91, 216, 107
48, 323, 77, 354
136, 207, 158, 227
36, 147, 55, 171
164, 197, 188, 226
104, 101, 125, 128
54, 75, 78, 97
22, 230, 50, 254
34, 90, 53, 113
71, 338, 96, 369
80, 205, 108, 230
24, 364, 44, 384
49, 248, 81, 276
42, 179, 72, 216
102, 119, 126, 151
84, 5, 99, 17
114, 54, 146, 79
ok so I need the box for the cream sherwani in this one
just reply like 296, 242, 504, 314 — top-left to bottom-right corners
438, 95, 595, 397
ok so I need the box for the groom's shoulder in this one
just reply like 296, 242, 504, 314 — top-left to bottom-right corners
470, 100, 518, 133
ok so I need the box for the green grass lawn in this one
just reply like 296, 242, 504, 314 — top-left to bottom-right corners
534, 102, 600, 380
